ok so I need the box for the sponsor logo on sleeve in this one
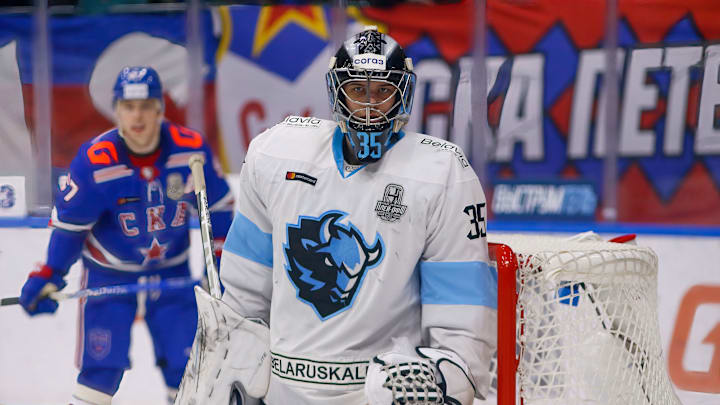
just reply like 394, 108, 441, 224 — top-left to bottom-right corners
282, 116, 322, 128
419, 138, 469, 168
286, 171, 317, 186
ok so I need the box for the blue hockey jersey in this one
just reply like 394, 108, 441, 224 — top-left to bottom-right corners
47, 120, 234, 276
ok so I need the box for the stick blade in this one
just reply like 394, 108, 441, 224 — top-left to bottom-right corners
1, 297, 20, 306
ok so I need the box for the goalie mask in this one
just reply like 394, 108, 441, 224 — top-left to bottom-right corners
326, 27, 416, 164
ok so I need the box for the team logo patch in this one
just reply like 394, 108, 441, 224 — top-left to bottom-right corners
355, 29, 385, 55
0, 185, 16, 209
375, 184, 407, 222
286, 171, 317, 186
166, 173, 185, 200
284, 211, 384, 320
88, 328, 112, 360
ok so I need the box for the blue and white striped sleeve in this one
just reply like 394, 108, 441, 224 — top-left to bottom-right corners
420, 150, 497, 399
220, 141, 273, 323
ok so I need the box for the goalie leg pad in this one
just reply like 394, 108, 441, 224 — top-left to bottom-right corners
174, 286, 270, 405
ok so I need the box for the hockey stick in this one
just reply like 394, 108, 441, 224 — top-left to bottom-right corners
188, 154, 222, 299
559, 234, 652, 404
0, 276, 198, 307
575, 280, 653, 404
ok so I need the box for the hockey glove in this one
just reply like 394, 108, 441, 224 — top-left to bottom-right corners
365, 346, 475, 405
19, 263, 67, 316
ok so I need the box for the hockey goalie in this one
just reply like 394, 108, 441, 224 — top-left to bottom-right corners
175, 27, 498, 405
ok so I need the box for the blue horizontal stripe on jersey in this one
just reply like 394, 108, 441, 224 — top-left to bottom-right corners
224, 212, 273, 268
420, 261, 497, 308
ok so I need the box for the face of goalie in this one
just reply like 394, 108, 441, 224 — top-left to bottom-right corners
341, 80, 398, 122
115, 98, 163, 154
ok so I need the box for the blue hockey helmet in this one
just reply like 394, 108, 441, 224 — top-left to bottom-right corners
112, 66, 163, 105
326, 27, 416, 163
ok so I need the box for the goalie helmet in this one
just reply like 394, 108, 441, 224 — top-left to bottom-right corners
112, 66, 163, 105
326, 27, 416, 163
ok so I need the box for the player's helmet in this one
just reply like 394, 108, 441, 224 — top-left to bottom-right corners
326, 27, 416, 163
112, 66, 163, 105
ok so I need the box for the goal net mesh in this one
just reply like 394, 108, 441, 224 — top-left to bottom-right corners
487, 233, 680, 405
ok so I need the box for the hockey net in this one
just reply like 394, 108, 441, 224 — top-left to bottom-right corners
487, 233, 680, 405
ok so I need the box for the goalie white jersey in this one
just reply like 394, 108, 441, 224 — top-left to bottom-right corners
220, 117, 497, 404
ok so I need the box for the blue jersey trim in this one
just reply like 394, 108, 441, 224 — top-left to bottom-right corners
420, 261, 497, 308
223, 212, 273, 268
331, 126, 405, 179
332, 127, 365, 179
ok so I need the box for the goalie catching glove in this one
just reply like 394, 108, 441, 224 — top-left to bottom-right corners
174, 286, 270, 405
365, 345, 476, 405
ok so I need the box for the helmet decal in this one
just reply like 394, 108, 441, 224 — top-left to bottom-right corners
355, 29, 385, 55
113, 66, 163, 105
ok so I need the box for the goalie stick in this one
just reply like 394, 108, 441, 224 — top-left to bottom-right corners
188, 153, 222, 298
0, 276, 198, 307
556, 233, 652, 404
174, 155, 271, 405
575, 234, 652, 404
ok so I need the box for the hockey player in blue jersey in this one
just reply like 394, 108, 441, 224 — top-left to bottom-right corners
18, 66, 234, 405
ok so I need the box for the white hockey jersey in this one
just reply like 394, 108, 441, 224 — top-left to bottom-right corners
220, 116, 497, 405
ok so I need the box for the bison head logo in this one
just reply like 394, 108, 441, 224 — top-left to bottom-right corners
284, 211, 384, 320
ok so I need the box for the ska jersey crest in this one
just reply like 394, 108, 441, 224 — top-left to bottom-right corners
355, 30, 386, 55
284, 211, 384, 320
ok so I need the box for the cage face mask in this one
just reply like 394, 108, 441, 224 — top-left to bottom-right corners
326, 28, 416, 163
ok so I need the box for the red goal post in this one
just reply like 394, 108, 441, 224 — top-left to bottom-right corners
488, 233, 681, 405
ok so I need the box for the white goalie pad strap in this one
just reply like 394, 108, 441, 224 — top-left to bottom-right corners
416, 347, 476, 405
175, 286, 270, 405
365, 350, 443, 405
72, 384, 112, 405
